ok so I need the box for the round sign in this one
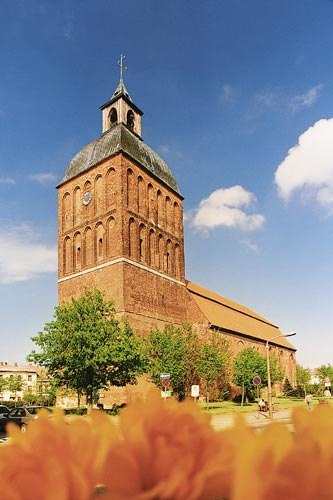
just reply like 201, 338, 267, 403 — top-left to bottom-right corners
252, 376, 261, 386
162, 378, 170, 388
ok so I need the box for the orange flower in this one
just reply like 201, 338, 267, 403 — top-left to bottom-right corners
0, 408, 118, 500
99, 391, 236, 500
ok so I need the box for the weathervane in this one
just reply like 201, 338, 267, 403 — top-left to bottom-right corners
118, 54, 128, 79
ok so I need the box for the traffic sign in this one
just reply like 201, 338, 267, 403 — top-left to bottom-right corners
252, 376, 261, 386
162, 378, 170, 388
160, 373, 170, 379
191, 385, 200, 398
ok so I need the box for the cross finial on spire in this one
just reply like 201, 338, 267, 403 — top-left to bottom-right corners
118, 54, 128, 80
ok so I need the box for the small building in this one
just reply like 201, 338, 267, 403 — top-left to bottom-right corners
0, 362, 41, 401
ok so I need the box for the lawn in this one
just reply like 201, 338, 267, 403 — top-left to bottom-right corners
198, 397, 309, 415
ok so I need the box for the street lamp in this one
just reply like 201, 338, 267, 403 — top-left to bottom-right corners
266, 332, 296, 418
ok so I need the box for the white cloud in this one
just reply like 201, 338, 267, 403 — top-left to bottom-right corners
275, 118, 333, 213
220, 83, 234, 104
290, 85, 323, 112
242, 239, 258, 253
0, 177, 15, 185
30, 172, 57, 184
159, 145, 170, 154
0, 224, 57, 284
188, 185, 266, 232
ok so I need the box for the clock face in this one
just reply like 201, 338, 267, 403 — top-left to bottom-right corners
82, 191, 92, 206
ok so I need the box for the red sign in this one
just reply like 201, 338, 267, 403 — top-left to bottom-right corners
162, 378, 170, 388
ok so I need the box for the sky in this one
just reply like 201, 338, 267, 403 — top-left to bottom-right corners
1, 0, 333, 369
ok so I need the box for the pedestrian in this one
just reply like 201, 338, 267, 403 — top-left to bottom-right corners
305, 394, 312, 409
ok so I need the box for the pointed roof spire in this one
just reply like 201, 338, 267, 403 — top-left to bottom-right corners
111, 54, 132, 101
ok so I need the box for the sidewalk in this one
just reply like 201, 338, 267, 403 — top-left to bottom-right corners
210, 408, 292, 431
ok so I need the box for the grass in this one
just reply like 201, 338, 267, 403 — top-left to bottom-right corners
198, 397, 309, 415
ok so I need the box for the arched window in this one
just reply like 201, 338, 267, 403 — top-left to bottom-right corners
149, 229, 156, 267
147, 184, 155, 221
175, 243, 181, 279
158, 234, 164, 271
95, 223, 105, 261
157, 190, 164, 226
62, 192, 71, 231
83, 227, 93, 267
174, 201, 183, 237
74, 232, 82, 270
109, 107, 118, 126
127, 169, 136, 210
63, 236, 71, 274
107, 217, 115, 257
139, 224, 146, 263
127, 110, 135, 131
165, 197, 171, 230
137, 176, 146, 215
166, 239, 173, 274
129, 218, 137, 259
74, 187, 81, 226
106, 168, 116, 210
94, 175, 104, 215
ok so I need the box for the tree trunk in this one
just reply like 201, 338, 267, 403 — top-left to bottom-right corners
241, 384, 245, 406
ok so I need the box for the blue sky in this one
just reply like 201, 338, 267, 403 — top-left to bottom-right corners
1, 0, 333, 368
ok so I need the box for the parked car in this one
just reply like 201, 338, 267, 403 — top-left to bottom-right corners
0, 406, 51, 432
0, 405, 10, 416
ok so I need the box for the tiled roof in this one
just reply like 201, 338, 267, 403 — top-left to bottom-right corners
186, 281, 296, 350
0, 364, 41, 374
61, 124, 180, 194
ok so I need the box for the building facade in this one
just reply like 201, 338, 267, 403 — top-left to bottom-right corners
57, 73, 296, 398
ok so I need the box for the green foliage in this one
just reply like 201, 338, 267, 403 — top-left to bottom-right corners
7, 375, 23, 400
143, 324, 231, 401
316, 364, 333, 384
233, 349, 266, 389
28, 289, 144, 404
143, 324, 198, 400
296, 364, 311, 386
0, 377, 8, 394
282, 378, 293, 396
196, 333, 231, 403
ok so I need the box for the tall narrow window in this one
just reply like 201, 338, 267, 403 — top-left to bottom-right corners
107, 217, 115, 257
109, 107, 118, 126
127, 169, 136, 210
63, 236, 71, 274
95, 223, 105, 261
106, 168, 116, 209
138, 176, 145, 215
149, 229, 156, 267
166, 239, 173, 274
62, 193, 71, 231
129, 218, 137, 259
139, 224, 146, 262
157, 190, 164, 226
95, 175, 104, 215
74, 233, 82, 270
127, 110, 135, 131
83, 227, 93, 266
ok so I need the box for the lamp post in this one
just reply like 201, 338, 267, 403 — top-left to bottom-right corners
266, 332, 296, 418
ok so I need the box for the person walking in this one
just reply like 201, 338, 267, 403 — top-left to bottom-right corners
305, 393, 312, 410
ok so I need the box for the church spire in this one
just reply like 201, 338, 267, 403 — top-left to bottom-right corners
111, 54, 132, 102
100, 54, 143, 137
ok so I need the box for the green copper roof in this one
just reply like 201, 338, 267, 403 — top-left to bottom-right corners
61, 124, 180, 194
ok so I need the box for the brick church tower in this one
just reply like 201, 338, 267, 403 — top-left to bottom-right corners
57, 64, 188, 333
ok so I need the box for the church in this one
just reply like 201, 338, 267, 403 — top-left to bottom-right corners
57, 61, 296, 391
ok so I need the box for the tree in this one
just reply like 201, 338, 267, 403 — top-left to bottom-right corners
233, 349, 267, 405
7, 375, 23, 401
316, 364, 333, 385
143, 324, 200, 400
28, 289, 144, 405
0, 377, 8, 397
196, 333, 231, 403
295, 364, 312, 396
